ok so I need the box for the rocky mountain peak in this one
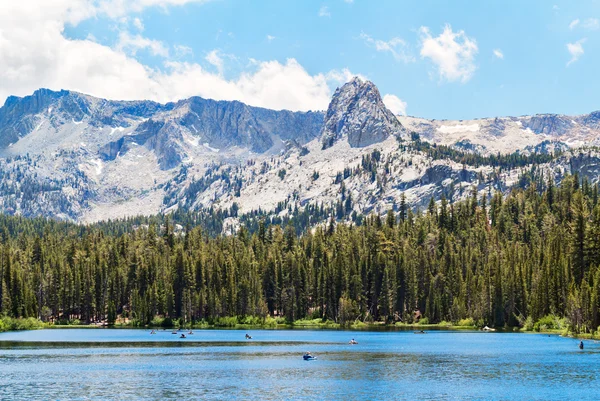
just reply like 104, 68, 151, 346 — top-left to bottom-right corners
321, 77, 403, 149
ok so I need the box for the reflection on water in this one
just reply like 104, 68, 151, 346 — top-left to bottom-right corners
0, 330, 598, 400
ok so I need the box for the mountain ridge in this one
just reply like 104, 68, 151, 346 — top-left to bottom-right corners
1, 78, 600, 229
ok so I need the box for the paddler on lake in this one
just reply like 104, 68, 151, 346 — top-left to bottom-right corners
245, 333, 252, 339
579, 341, 584, 350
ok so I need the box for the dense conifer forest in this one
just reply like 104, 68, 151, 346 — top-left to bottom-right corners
1, 175, 600, 333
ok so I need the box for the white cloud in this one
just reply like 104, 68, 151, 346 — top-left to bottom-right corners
343, 0, 354, 3
569, 19, 580, 29
116, 31, 169, 57
582, 18, 600, 30
326, 68, 366, 84
569, 17, 599, 31
97, 0, 213, 19
133, 17, 144, 31
360, 32, 414, 63
318, 6, 330, 17
567, 38, 586, 66
493, 49, 504, 59
0, 1, 357, 112
382, 94, 407, 116
174, 44, 193, 57
158, 59, 349, 111
419, 24, 478, 83
205, 49, 224, 75
266, 35, 276, 42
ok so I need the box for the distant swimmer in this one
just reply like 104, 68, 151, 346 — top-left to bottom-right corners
579, 341, 584, 350
180, 334, 186, 339
188, 330, 194, 335
349, 339, 358, 344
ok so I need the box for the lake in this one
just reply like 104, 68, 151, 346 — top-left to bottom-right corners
0, 329, 598, 400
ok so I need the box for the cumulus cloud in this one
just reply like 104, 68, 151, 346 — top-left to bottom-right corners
0, 0, 356, 111
266, 35, 276, 42
493, 49, 504, 59
318, 6, 330, 17
360, 33, 415, 63
419, 24, 478, 83
382, 94, 407, 116
326, 68, 366, 84
567, 39, 586, 66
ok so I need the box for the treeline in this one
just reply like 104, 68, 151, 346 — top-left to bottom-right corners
405, 132, 560, 169
1, 175, 600, 332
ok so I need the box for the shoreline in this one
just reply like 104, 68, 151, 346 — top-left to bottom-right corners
1, 317, 597, 339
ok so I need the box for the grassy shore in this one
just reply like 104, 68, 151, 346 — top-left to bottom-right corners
2, 315, 598, 339
0, 317, 48, 332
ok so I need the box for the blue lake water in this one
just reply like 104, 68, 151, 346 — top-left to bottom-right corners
0, 329, 598, 400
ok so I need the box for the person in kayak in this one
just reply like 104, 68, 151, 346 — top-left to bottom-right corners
303, 352, 316, 360
579, 341, 584, 350
245, 333, 252, 339
180, 334, 186, 338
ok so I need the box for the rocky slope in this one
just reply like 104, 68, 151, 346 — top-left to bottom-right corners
321, 77, 404, 149
1, 78, 600, 227
398, 111, 600, 155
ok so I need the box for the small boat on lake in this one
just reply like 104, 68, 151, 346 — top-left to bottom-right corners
303, 352, 317, 361
414, 330, 426, 334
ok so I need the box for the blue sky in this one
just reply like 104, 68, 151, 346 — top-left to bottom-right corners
3, 0, 600, 119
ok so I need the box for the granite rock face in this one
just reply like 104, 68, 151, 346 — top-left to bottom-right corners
2, 89, 324, 170
521, 114, 575, 136
321, 77, 404, 149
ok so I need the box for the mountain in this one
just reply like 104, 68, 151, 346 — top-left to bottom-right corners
398, 110, 600, 155
321, 77, 404, 149
1, 78, 600, 229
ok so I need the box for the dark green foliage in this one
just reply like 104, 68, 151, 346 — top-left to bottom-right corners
0, 175, 599, 332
